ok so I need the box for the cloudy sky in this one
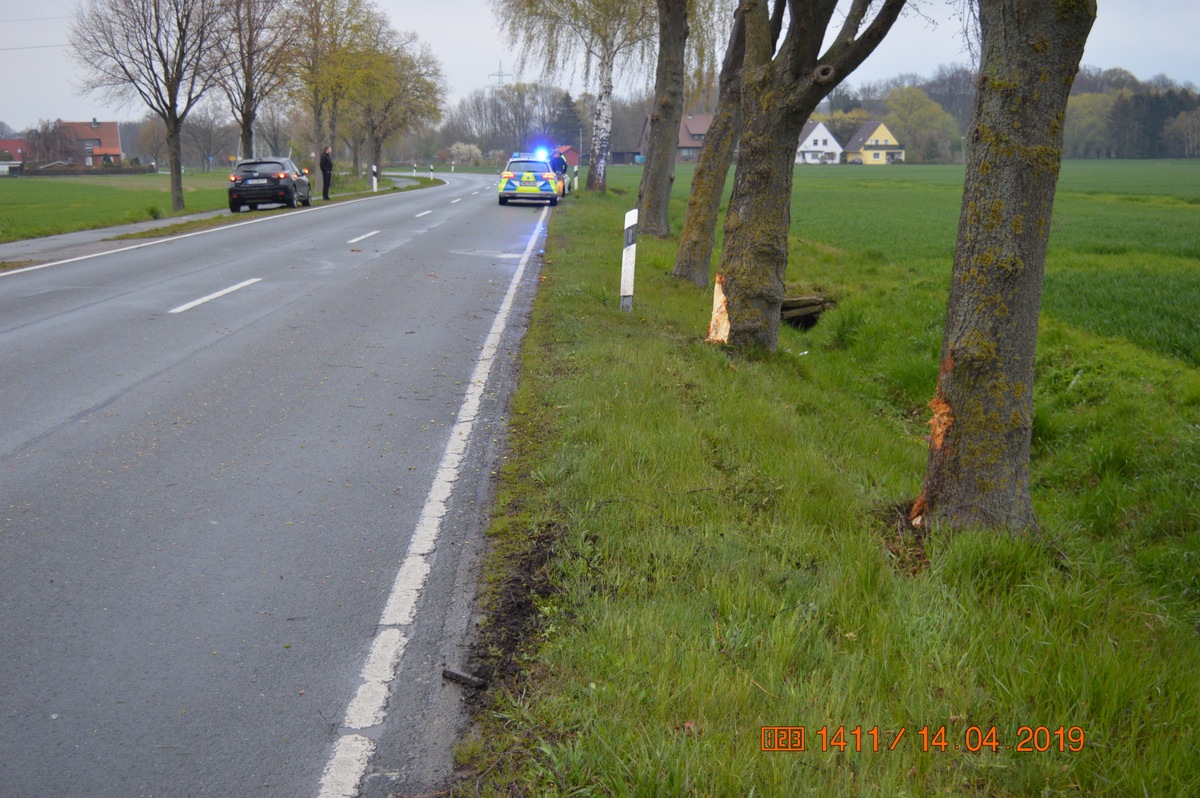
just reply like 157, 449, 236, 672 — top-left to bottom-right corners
2, 0, 1197, 133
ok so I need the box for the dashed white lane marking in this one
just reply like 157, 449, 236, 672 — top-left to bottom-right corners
347, 231, 380, 244
316, 203, 550, 798
168, 278, 262, 314
451, 199, 462, 204
415, 210, 432, 218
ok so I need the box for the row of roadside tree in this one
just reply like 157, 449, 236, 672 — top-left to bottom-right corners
66, 0, 445, 212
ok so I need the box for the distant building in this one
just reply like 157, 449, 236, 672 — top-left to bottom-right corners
555, 145, 581, 169
59, 119, 124, 166
638, 113, 715, 162
0, 138, 27, 161
795, 121, 843, 164
843, 121, 905, 165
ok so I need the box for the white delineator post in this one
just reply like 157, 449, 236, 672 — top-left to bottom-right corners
620, 209, 637, 312
573, 165, 579, 192
371, 164, 378, 192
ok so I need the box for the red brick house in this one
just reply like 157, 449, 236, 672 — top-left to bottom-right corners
555, 145, 581, 169
0, 138, 27, 161
59, 119, 124, 166
638, 113, 714, 162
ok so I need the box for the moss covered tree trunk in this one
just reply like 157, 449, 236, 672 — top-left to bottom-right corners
637, 0, 688, 238
912, 0, 1096, 532
718, 0, 905, 350
671, 10, 746, 287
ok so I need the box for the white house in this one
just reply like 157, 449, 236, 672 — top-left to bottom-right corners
796, 120, 842, 164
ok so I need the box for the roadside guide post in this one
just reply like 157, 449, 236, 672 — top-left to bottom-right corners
621, 209, 637, 312
371, 164, 378, 192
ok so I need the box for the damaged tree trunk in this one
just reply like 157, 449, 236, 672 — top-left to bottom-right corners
718, 0, 905, 350
912, 0, 1096, 532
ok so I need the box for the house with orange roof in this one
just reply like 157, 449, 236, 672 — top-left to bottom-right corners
59, 119, 124, 166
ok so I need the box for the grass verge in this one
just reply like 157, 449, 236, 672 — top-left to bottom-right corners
456, 162, 1200, 796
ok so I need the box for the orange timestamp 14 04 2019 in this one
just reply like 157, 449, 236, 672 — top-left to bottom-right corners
761, 725, 1085, 753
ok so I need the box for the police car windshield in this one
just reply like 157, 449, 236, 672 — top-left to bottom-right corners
508, 160, 550, 173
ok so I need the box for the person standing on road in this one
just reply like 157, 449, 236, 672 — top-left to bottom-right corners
320, 146, 334, 201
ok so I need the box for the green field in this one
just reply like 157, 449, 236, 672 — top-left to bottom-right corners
0, 172, 231, 242
457, 160, 1200, 796
0, 169, 433, 244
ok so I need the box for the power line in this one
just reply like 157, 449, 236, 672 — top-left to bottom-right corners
0, 44, 69, 51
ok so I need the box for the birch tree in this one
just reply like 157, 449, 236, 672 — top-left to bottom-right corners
910, 0, 1096, 532
70, 0, 224, 212
491, 0, 656, 192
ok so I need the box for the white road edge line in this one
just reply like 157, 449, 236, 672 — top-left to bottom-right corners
347, 231, 380, 244
415, 210, 432, 218
168, 278, 262, 314
316, 204, 549, 798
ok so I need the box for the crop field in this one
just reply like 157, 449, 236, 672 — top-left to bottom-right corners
0, 172, 231, 242
458, 159, 1200, 797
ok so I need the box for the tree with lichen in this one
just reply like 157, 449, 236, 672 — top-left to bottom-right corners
637, 0, 725, 238
636, 0, 690, 238
671, 4, 753, 287
910, 0, 1096, 533
716, 0, 906, 350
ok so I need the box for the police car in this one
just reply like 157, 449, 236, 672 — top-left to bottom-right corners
498, 151, 559, 206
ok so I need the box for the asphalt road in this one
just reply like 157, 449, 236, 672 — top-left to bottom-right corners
0, 175, 548, 797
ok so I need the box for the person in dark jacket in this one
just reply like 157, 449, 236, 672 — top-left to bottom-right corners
320, 146, 333, 200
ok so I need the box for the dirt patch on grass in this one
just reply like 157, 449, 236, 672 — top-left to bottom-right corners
466, 517, 562, 704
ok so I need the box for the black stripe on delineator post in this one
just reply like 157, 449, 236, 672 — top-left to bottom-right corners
621, 209, 638, 312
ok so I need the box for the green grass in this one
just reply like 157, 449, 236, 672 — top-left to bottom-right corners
0, 170, 428, 244
457, 161, 1200, 797
0, 173, 231, 241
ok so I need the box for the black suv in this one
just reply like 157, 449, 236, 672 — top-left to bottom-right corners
228, 158, 312, 212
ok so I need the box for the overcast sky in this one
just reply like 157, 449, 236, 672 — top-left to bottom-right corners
2, 0, 1197, 133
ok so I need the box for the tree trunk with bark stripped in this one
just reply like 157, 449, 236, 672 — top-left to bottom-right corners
718, 0, 906, 350
912, 0, 1096, 532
